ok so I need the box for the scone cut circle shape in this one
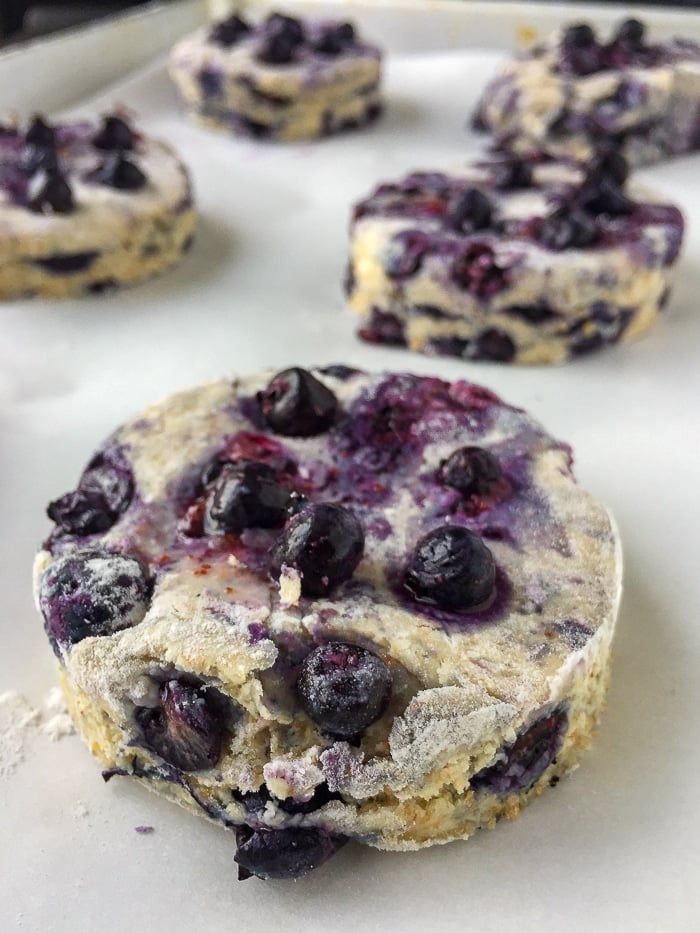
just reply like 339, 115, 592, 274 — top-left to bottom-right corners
474, 18, 700, 167
35, 367, 622, 881
169, 10, 382, 141
346, 153, 684, 364
0, 113, 195, 299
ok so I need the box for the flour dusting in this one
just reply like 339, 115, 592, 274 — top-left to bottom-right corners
0, 691, 41, 777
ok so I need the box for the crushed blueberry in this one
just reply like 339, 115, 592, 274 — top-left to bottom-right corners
209, 13, 251, 47
135, 679, 226, 772
39, 549, 151, 653
404, 526, 496, 611
270, 503, 364, 597
297, 642, 392, 738
234, 825, 347, 881
92, 115, 135, 151
258, 368, 338, 437
438, 446, 503, 496
471, 707, 568, 794
204, 461, 290, 534
446, 188, 493, 234
47, 449, 134, 535
89, 153, 147, 191
451, 242, 508, 297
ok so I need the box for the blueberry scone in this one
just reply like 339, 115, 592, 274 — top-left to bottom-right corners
474, 19, 700, 167
168, 11, 382, 141
0, 114, 195, 299
34, 367, 621, 881
346, 153, 684, 364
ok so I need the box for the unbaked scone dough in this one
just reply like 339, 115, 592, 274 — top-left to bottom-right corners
0, 113, 195, 299
169, 11, 382, 141
35, 367, 622, 880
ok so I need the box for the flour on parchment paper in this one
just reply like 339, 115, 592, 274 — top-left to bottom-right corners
40, 686, 76, 742
0, 686, 76, 777
0, 691, 41, 777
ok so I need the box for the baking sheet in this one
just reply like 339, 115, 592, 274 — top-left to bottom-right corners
1, 9, 700, 932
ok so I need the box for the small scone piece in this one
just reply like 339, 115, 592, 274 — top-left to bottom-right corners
0, 114, 195, 299
346, 154, 683, 364
34, 367, 621, 881
474, 18, 700, 166
169, 11, 382, 141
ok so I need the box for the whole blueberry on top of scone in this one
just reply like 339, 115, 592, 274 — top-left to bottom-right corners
35, 367, 621, 881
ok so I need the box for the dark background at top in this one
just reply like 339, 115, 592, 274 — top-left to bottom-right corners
1, 0, 699, 45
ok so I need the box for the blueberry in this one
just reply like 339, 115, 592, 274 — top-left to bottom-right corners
204, 461, 290, 535
538, 207, 598, 251
270, 503, 364, 597
209, 13, 251, 47
357, 309, 406, 346
474, 329, 516, 363
438, 446, 503, 496
560, 24, 602, 75
578, 176, 633, 216
258, 14, 305, 64
471, 707, 568, 794
562, 23, 596, 49
297, 642, 392, 738
39, 549, 151, 653
615, 18, 645, 46
587, 149, 629, 187
258, 368, 338, 437
89, 153, 147, 191
135, 679, 225, 772
403, 526, 496, 611
315, 22, 355, 56
492, 158, 533, 190
199, 67, 223, 98
20, 143, 59, 175
385, 232, 429, 278
25, 115, 55, 148
234, 825, 347, 881
446, 188, 493, 234
47, 450, 134, 536
451, 242, 508, 297
92, 115, 135, 151
28, 169, 75, 215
